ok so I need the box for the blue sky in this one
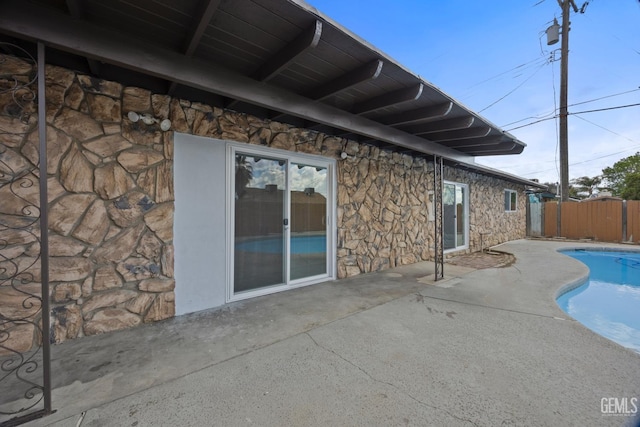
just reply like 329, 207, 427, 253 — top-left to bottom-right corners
305, 0, 640, 185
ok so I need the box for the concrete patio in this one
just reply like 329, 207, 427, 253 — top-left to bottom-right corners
23, 240, 640, 426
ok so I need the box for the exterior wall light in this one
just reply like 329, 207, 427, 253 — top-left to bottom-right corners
127, 111, 172, 131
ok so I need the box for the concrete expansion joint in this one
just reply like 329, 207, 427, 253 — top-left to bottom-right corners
304, 332, 481, 426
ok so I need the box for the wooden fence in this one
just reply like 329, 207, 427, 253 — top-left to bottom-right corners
532, 200, 640, 244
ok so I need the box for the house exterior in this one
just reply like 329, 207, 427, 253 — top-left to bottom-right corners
0, 0, 545, 352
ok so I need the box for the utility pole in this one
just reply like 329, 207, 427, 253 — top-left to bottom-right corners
547, 1, 586, 237
555, 0, 580, 201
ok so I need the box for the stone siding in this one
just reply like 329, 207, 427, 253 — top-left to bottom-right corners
444, 167, 526, 251
0, 55, 526, 348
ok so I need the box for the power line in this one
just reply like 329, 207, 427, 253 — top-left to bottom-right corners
464, 57, 548, 92
505, 101, 640, 131
478, 62, 547, 113
501, 86, 640, 128
573, 114, 639, 144
506, 116, 557, 131
489, 119, 640, 177
519, 143, 640, 176
568, 87, 640, 108
583, 12, 640, 57
571, 102, 640, 115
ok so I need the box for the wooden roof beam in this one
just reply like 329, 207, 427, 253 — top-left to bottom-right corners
65, 0, 100, 75
352, 83, 423, 115
226, 21, 323, 110
253, 20, 322, 82
169, 0, 221, 94
400, 116, 474, 135
305, 59, 383, 101
378, 102, 453, 126
0, 0, 472, 162
426, 126, 491, 142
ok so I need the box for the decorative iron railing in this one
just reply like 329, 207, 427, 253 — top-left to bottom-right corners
0, 42, 51, 426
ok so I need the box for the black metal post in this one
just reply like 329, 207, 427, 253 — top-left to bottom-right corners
37, 41, 52, 416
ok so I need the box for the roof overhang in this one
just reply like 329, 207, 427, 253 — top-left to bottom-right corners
0, 0, 540, 187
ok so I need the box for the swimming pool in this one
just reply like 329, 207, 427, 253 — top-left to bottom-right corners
235, 235, 326, 254
557, 249, 640, 353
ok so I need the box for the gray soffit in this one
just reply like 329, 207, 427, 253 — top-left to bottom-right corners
0, 0, 541, 187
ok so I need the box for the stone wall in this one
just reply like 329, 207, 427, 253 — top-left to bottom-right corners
0, 55, 526, 348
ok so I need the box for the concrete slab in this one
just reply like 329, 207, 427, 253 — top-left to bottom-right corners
15, 240, 640, 426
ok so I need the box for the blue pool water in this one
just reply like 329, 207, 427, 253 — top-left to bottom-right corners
557, 250, 640, 353
236, 235, 326, 254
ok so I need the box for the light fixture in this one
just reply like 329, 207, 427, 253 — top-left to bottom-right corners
340, 152, 352, 160
127, 111, 172, 131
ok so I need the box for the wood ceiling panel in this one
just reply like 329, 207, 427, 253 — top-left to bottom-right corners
194, 42, 258, 74
84, 2, 187, 50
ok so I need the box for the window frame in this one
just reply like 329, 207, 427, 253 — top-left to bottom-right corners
504, 189, 518, 212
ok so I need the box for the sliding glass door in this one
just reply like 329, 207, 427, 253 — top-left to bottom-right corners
443, 182, 468, 251
230, 146, 334, 299
289, 163, 328, 281
233, 154, 286, 292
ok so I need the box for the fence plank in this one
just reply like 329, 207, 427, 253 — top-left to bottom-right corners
544, 200, 628, 242
628, 200, 640, 243
544, 202, 557, 237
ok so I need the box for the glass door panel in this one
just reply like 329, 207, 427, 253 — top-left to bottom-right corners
456, 186, 465, 247
443, 183, 456, 250
234, 154, 285, 293
289, 163, 327, 281
443, 182, 467, 251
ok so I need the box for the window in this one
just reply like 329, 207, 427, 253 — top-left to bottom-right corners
505, 189, 517, 212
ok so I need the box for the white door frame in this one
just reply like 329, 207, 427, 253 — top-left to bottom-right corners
443, 180, 469, 253
226, 142, 336, 303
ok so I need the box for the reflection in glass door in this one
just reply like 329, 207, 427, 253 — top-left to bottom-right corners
232, 148, 333, 297
443, 182, 468, 251
290, 163, 327, 281
234, 155, 285, 292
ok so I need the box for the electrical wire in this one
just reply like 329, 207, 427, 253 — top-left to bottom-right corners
573, 115, 639, 145
571, 102, 640, 115
505, 102, 640, 131
492, 127, 640, 177
501, 87, 640, 128
464, 57, 548, 92
478, 62, 547, 113
568, 87, 640, 108
583, 12, 640, 56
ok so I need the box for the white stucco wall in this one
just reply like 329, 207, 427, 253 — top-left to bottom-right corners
174, 133, 227, 315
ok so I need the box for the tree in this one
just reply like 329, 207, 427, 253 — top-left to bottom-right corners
620, 172, 640, 200
570, 175, 602, 198
602, 152, 640, 197
235, 155, 253, 199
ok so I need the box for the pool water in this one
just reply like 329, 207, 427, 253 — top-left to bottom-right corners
236, 235, 326, 254
557, 250, 640, 353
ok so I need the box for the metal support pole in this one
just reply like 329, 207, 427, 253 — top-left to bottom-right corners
433, 156, 444, 281
37, 41, 52, 416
